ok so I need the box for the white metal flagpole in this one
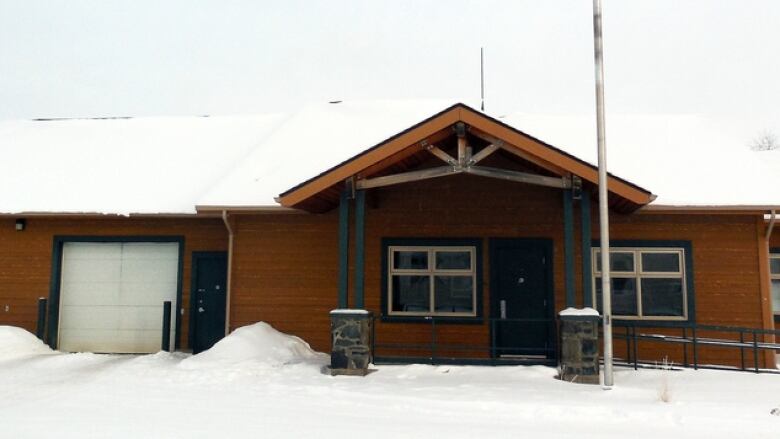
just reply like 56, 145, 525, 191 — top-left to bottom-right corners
592, 0, 614, 388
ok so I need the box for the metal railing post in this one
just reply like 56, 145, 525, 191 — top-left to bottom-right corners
430, 317, 437, 365
692, 326, 698, 370
162, 301, 172, 352
632, 326, 638, 370
36, 297, 48, 341
739, 331, 745, 371
490, 319, 497, 365
370, 315, 376, 364
753, 330, 759, 373
625, 326, 630, 364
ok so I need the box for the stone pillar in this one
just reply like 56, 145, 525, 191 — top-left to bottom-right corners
559, 308, 600, 384
329, 309, 373, 376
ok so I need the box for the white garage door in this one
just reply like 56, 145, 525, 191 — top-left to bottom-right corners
58, 242, 179, 353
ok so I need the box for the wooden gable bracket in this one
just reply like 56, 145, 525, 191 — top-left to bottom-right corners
355, 122, 571, 191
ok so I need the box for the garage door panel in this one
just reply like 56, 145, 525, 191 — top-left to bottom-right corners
63, 242, 122, 260
61, 257, 122, 284
120, 258, 178, 283
121, 243, 179, 260
118, 306, 168, 330
120, 281, 177, 305
60, 281, 121, 305
60, 329, 164, 354
59, 305, 121, 330
58, 241, 179, 354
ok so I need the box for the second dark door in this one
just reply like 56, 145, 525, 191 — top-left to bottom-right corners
191, 252, 228, 354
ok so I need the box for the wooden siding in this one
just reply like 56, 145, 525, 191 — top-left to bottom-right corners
229, 213, 339, 350
233, 174, 770, 368
233, 175, 568, 355
0, 180, 769, 369
0, 217, 227, 349
365, 175, 565, 359
604, 212, 771, 368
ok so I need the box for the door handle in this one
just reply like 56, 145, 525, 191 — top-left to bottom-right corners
500, 300, 507, 319
198, 307, 205, 313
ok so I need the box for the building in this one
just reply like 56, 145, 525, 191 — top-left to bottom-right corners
0, 102, 777, 368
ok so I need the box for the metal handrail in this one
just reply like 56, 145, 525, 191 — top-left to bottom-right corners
610, 322, 780, 374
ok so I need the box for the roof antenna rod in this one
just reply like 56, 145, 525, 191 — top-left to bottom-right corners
480, 47, 485, 111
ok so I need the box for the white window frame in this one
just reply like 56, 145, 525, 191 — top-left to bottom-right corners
770, 253, 780, 315
387, 245, 477, 317
592, 247, 688, 321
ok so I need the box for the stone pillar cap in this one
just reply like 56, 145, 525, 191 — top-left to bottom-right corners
330, 309, 371, 315
559, 307, 600, 319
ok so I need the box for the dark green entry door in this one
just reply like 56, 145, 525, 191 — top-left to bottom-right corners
191, 252, 228, 354
490, 239, 554, 359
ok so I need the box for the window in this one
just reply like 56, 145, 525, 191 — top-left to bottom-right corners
592, 247, 688, 321
387, 245, 477, 317
771, 253, 780, 315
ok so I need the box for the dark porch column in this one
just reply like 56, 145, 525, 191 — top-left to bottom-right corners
337, 189, 350, 309
563, 190, 576, 307
353, 190, 366, 309
581, 188, 593, 307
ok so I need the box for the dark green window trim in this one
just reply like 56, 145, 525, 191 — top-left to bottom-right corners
380, 237, 483, 324
591, 239, 695, 328
47, 235, 185, 350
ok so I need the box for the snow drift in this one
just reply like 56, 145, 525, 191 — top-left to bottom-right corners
0, 326, 54, 360
179, 322, 326, 369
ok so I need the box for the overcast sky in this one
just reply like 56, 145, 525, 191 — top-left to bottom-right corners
1, 0, 779, 121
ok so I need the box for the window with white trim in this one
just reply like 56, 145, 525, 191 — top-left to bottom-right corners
771, 253, 780, 315
387, 246, 477, 317
592, 248, 688, 320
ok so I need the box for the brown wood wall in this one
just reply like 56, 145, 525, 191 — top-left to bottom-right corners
0, 178, 771, 369
229, 175, 771, 368
229, 213, 339, 349
606, 213, 768, 368
0, 217, 227, 348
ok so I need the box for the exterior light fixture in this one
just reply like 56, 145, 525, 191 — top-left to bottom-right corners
15, 218, 26, 231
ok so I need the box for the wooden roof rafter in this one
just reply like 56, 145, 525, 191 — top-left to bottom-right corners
356, 122, 571, 191
277, 103, 655, 213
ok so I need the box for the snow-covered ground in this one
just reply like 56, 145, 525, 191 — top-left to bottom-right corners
1, 324, 779, 439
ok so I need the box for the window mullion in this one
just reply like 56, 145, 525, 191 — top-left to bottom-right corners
636, 274, 643, 318
635, 250, 642, 318
429, 249, 435, 313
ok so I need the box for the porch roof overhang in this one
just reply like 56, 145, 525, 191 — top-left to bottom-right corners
276, 103, 655, 213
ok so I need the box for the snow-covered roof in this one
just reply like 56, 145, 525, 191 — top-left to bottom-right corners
198, 100, 457, 208
500, 113, 780, 208
0, 114, 284, 215
0, 101, 778, 215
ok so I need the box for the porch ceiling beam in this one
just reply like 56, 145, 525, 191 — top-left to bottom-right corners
425, 145, 457, 166
356, 166, 460, 190
466, 165, 571, 189
467, 143, 500, 166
